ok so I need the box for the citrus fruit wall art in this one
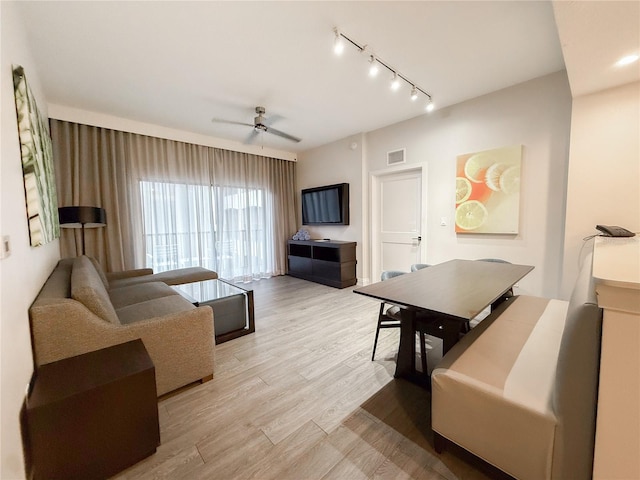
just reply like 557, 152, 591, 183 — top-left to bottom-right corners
455, 145, 522, 234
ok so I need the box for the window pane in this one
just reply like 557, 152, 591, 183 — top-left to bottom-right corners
140, 180, 272, 281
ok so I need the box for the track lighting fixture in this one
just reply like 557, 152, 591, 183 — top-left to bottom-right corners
333, 28, 344, 56
368, 55, 379, 77
332, 27, 434, 112
390, 72, 401, 91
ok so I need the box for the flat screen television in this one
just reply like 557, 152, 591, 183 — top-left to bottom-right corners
301, 183, 349, 225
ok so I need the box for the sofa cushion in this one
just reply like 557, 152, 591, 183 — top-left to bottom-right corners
109, 282, 180, 309
33, 258, 74, 302
116, 295, 197, 325
109, 267, 218, 288
71, 256, 120, 324
87, 256, 110, 288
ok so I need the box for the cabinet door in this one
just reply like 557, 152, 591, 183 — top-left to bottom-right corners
288, 256, 312, 274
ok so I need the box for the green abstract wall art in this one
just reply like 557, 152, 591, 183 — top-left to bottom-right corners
12, 65, 59, 246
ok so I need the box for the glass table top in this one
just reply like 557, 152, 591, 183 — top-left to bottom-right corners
173, 279, 248, 304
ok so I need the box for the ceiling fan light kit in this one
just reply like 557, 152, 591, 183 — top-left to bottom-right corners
333, 27, 435, 112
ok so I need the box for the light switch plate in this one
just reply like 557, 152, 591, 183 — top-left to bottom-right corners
1, 236, 11, 259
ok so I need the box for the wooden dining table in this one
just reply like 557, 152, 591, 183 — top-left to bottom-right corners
354, 259, 534, 380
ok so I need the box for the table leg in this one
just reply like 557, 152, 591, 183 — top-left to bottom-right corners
395, 308, 417, 378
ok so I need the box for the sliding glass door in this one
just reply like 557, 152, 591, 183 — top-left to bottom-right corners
140, 180, 273, 282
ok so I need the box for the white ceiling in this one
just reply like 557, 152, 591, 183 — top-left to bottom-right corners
553, 0, 640, 97
13, 1, 637, 154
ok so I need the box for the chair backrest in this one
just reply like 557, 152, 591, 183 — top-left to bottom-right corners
410, 263, 430, 272
381, 270, 406, 281
475, 258, 511, 264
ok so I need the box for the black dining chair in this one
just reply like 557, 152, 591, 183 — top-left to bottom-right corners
410, 263, 430, 272
372, 270, 406, 361
372, 270, 434, 376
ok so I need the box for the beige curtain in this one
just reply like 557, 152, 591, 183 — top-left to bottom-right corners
51, 121, 136, 271
51, 120, 298, 276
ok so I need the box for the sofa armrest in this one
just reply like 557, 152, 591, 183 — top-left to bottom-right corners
106, 268, 154, 281
120, 306, 215, 395
30, 299, 214, 396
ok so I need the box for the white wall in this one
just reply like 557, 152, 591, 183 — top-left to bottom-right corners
297, 133, 366, 279
1, 4, 61, 478
364, 71, 572, 297
561, 81, 640, 297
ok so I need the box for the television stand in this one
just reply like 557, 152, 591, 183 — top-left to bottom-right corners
287, 239, 357, 288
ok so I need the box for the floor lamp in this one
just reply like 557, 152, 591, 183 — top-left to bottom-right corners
58, 206, 107, 255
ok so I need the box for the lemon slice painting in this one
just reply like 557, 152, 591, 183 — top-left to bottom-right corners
455, 145, 522, 234
456, 177, 472, 204
455, 200, 488, 231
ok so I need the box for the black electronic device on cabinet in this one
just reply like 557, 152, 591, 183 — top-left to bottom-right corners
595, 225, 635, 237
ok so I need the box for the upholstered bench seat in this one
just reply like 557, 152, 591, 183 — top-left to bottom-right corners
431, 253, 603, 480
432, 296, 568, 479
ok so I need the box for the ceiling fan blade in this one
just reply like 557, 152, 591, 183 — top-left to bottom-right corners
262, 114, 284, 127
244, 129, 260, 144
211, 118, 254, 127
267, 127, 301, 143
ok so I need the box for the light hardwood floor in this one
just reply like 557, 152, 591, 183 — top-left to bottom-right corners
114, 275, 499, 480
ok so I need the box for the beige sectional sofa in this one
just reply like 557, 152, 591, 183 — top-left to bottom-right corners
29, 256, 218, 396
431, 252, 602, 479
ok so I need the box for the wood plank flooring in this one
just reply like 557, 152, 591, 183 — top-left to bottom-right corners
113, 275, 498, 480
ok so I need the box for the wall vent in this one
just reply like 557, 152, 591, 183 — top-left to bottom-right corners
387, 148, 406, 165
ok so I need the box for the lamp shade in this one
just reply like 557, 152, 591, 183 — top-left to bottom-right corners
58, 206, 107, 228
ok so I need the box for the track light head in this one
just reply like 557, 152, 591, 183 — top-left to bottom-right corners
390, 73, 401, 91
368, 56, 379, 77
333, 28, 344, 55
333, 28, 433, 110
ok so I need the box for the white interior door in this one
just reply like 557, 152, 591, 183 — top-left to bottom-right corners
373, 169, 423, 281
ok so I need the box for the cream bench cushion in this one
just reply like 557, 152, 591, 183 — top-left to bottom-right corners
431, 253, 602, 480
432, 296, 568, 480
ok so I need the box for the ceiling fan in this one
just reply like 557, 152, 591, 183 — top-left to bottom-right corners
212, 106, 301, 143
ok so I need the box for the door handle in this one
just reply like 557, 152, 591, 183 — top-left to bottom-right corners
412, 236, 422, 242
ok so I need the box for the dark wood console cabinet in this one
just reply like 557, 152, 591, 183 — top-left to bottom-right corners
287, 239, 357, 288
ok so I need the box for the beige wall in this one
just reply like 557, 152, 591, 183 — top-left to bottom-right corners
297, 133, 366, 279
561, 81, 640, 297
299, 72, 572, 296
1, 4, 61, 478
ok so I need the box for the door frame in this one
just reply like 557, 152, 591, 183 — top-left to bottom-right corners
370, 163, 428, 282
